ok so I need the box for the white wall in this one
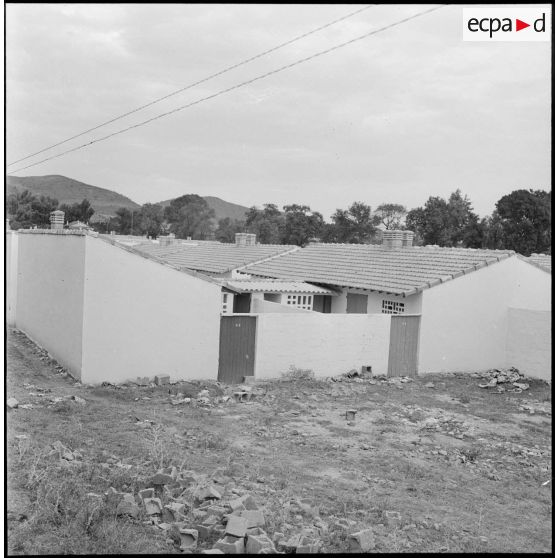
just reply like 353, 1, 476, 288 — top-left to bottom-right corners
81, 237, 222, 384
254, 313, 392, 379
419, 256, 551, 374
506, 308, 551, 380
15, 233, 86, 376
6, 231, 19, 326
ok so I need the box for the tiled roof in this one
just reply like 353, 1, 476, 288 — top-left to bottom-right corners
242, 243, 516, 296
520, 253, 551, 273
222, 279, 337, 295
132, 242, 298, 274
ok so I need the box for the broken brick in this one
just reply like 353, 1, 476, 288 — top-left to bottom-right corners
241, 509, 266, 528
143, 497, 163, 516
246, 534, 274, 554
225, 515, 248, 538
179, 528, 199, 551
348, 529, 376, 552
214, 535, 246, 554
155, 374, 170, 385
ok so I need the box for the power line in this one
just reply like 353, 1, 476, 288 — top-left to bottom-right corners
8, 4, 373, 167
8, 5, 444, 175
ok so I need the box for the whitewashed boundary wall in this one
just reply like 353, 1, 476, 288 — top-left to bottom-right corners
254, 313, 392, 379
506, 308, 551, 381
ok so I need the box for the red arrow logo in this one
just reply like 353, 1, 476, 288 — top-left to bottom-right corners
516, 19, 530, 31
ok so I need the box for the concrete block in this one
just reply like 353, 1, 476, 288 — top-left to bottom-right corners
116, 495, 140, 518
214, 535, 246, 554
143, 497, 163, 516
207, 505, 228, 519
155, 374, 170, 385
348, 529, 375, 552
241, 509, 266, 528
246, 534, 274, 554
226, 498, 246, 513
179, 528, 199, 551
201, 551, 225, 555
197, 517, 219, 540
225, 515, 248, 538
195, 485, 222, 502
138, 488, 155, 500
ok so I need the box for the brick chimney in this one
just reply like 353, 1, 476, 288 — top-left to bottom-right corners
382, 230, 403, 249
50, 210, 64, 230
401, 230, 415, 247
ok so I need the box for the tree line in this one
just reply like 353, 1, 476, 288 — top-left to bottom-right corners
6, 188, 551, 256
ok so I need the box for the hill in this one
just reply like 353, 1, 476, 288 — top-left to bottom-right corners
6, 175, 250, 223
157, 195, 249, 222
6, 175, 140, 219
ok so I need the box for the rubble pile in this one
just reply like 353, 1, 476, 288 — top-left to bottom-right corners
476, 367, 530, 392
99, 467, 331, 554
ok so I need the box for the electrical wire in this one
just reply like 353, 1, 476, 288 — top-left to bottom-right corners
7, 4, 373, 167
8, 5, 444, 175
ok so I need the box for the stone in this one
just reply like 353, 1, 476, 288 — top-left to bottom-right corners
214, 535, 246, 554
71, 395, 86, 405
155, 374, 170, 385
7, 398, 19, 409
151, 471, 175, 485
136, 376, 150, 386
240, 509, 266, 528
143, 497, 163, 516
179, 528, 199, 551
225, 515, 248, 538
163, 502, 186, 522
197, 516, 220, 540
226, 498, 246, 513
348, 529, 376, 552
346, 410, 357, 421
195, 485, 222, 502
202, 551, 225, 555
297, 540, 321, 553
246, 534, 274, 554
116, 495, 140, 518
207, 505, 228, 519
138, 488, 155, 500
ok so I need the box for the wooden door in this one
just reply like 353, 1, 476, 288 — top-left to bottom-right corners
218, 316, 256, 383
388, 315, 420, 377
346, 293, 368, 313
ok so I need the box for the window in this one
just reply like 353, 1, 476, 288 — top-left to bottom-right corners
286, 294, 313, 310
222, 293, 232, 314
382, 299, 405, 314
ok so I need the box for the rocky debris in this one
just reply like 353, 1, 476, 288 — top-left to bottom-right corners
477, 367, 531, 391
518, 399, 551, 415
71, 395, 86, 405
116, 494, 140, 519
348, 528, 376, 552
178, 527, 199, 550
7, 397, 19, 409
383, 510, 402, 527
48, 440, 84, 463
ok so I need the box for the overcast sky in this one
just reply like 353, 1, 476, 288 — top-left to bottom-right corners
6, 4, 551, 219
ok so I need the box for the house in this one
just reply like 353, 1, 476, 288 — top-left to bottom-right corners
7, 220, 551, 384
240, 230, 551, 379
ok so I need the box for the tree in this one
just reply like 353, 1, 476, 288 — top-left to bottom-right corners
485, 189, 551, 255
282, 204, 324, 246
137, 203, 164, 238
215, 217, 246, 243
164, 194, 215, 239
245, 204, 285, 244
405, 190, 483, 247
323, 201, 377, 243
59, 199, 95, 223
373, 203, 407, 230
7, 189, 59, 229
114, 207, 136, 235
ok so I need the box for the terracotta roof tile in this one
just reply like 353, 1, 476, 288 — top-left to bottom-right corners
242, 243, 516, 295
222, 279, 337, 295
132, 241, 298, 274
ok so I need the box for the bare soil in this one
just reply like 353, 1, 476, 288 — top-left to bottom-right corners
6, 329, 552, 554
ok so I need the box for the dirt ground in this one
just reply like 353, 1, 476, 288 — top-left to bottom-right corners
6, 328, 553, 554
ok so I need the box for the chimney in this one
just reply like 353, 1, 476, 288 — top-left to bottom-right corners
382, 229, 403, 249
50, 210, 64, 230
401, 230, 414, 247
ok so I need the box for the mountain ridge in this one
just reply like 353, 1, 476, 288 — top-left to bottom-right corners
6, 175, 250, 223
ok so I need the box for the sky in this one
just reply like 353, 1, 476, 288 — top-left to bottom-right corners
6, 3, 552, 220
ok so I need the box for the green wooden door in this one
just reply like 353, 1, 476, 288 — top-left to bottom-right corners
346, 293, 368, 313
218, 316, 256, 383
388, 315, 421, 377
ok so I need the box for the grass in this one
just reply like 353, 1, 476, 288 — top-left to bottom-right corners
6, 329, 552, 554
